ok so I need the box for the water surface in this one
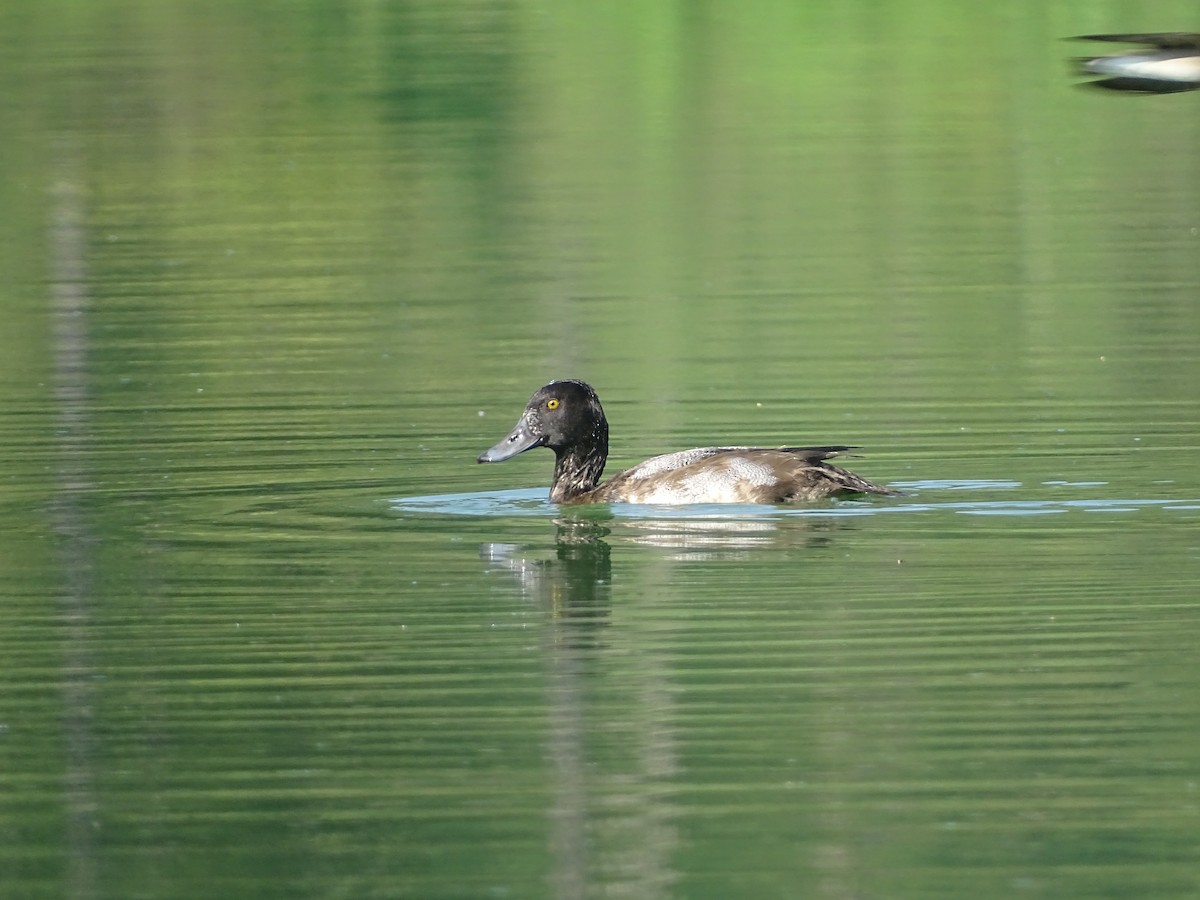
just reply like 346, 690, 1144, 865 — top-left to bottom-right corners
3, 2, 1200, 899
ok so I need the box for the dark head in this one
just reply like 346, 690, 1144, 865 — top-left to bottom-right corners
478, 380, 610, 501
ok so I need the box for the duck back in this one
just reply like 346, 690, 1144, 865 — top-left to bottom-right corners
585, 446, 896, 504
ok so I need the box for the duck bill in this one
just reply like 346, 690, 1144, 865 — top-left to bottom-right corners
478, 416, 546, 463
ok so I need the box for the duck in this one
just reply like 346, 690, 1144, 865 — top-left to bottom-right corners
477, 380, 897, 505
1073, 33, 1200, 93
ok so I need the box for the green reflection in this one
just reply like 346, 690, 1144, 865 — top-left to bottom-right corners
2, 1, 1200, 898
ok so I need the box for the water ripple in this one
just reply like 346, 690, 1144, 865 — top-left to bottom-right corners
390, 483, 1199, 520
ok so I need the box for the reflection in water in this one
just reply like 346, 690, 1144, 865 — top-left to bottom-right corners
481, 520, 613, 641
552, 504, 874, 561
614, 516, 858, 559
478, 513, 867, 897
481, 525, 679, 899
48, 150, 98, 900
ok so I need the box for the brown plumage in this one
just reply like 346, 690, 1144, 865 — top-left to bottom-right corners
477, 380, 897, 505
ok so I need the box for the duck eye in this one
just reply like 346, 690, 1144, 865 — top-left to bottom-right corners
546, 398, 560, 410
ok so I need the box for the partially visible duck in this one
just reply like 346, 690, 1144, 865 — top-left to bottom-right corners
477, 380, 897, 505
1073, 33, 1200, 93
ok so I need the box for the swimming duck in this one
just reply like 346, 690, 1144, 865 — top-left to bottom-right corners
1073, 33, 1200, 92
477, 380, 897, 504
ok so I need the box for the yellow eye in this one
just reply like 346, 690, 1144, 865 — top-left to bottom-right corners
546, 398, 560, 410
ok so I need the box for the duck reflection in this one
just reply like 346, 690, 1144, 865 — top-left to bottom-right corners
480, 519, 613, 640
481, 512, 865, 584
482, 513, 864, 583
478, 509, 869, 897
481, 523, 678, 897
618, 513, 858, 559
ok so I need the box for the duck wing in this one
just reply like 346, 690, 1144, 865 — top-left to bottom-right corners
592, 446, 894, 504
613, 445, 855, 479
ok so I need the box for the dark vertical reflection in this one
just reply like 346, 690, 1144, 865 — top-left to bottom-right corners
48, 143, 98, 900
544, 533, 609, 900
482, 521, 680, 898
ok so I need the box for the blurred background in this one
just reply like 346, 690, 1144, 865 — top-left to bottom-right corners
2, 2, 1199, 898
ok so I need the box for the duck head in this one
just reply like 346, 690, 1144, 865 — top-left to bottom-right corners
478, 379, 609, 463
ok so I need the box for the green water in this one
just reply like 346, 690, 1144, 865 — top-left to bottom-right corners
3, 2, 1200, 898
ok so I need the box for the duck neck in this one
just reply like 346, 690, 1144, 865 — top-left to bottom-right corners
549, 426, 608, 503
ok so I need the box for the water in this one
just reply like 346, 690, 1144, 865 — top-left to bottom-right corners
3, 2, 1200, 898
